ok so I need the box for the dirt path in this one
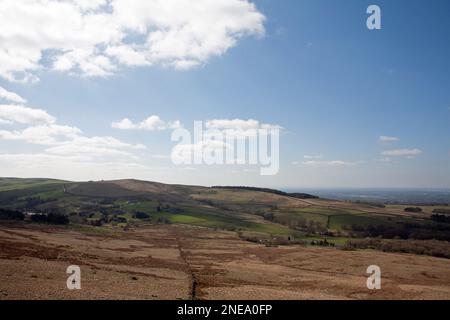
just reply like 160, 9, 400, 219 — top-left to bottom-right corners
172, 228, 198, 300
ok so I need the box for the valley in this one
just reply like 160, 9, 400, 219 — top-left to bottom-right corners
1, 178, 450, 300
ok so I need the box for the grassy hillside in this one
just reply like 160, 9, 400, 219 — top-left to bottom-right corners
1, 178, 449, 250
0, 178, 67, 192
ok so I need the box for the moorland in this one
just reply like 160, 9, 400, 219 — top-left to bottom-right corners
1, 178, 450, 299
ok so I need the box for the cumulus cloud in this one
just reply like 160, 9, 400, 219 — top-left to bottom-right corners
0, 124, 81, 145
0, 0, 265, 82
379, 135, 399, 143
381, 149, 423, 157
112, 116, 181, 131
0, 87, 26, 103
169, 118, 281, 167
0, 105, 56, 125
0, 124, 145, 159
0, 92, 147, 162
44, 136, 146, 160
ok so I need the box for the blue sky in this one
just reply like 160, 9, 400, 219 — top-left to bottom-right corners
0, 0, 449, 188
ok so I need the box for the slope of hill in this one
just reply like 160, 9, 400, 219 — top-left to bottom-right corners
0, 178, 68, 192
1, 178, 450, 256
212, 186, 319, 199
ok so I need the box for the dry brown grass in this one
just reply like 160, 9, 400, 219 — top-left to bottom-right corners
1, 222, 450, 300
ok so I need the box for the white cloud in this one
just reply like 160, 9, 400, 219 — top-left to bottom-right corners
300, 160, 356, 167
206, 119, 260, 130
379, 135, 399, 143
0, 92, 164, 181
0, 124, 81, 145
204, 118, 282, 139
0, 125, 145, 159
111, 118, 135, 130
71, 0, 108, 11
0, 105, 56, 125
105, 45, 150, 67
293, 154, 355, 167
170, 118, 282, 166
0, 86, 26, 103
44, 135, 146, 159
151, 154, 170, 159
0, 152, 159, 182
381, 149, 423, 157
0, 92, 147, 163
45, 144, 136, 159
70, 136, 146, 150
171, 139, 231, 164
112, 116, 181, 131
0, 0, 265, 82
205, 119, 281, 130
303, 154, 323, 159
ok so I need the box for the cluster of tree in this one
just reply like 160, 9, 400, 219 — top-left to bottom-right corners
287, 193, 320, 200
212, 186, 319, 199
431, 214, 450, 224
348, 222, 450, 242
239, 233, 308, 247
88, 213, 115, 226
134, 211, 150, 219
90, 219, 104, 227
433, 208, 450, 215
30, 214, 48, 223
31, 213, 69, 225
310, 239, 335, 247
98, 198, 114, 205
262, 212, 275, 222
404, 207, 423, 213
343, 238, 450, 259
112, 216, 127, 223
304, 221, 325, 234
155, 203, 185, 214
0, 208, 25, 220
79, 202, 127, 217
262, 212, 325, 234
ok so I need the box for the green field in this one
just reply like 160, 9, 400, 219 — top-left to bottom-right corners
0, 178, 443, 244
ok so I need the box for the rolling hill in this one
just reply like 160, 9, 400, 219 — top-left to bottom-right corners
1, 177, 448, 247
